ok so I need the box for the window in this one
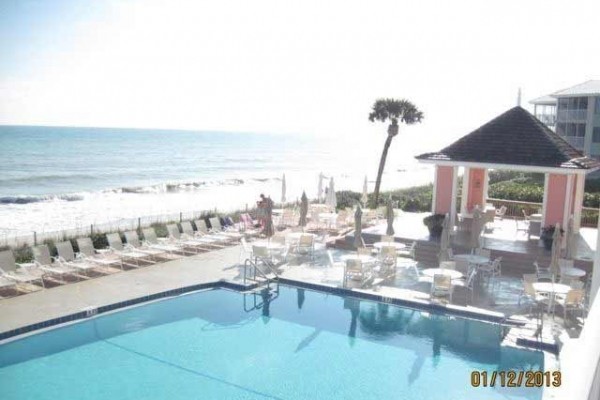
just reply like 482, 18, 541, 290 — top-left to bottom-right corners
558, 98, 568, 109
594, 127, 600, 143
577, 123, 586, 137
579, 97, 588, 110
556, 123, 566, 136
566, 123, 576, 136
595, 97, 600, 115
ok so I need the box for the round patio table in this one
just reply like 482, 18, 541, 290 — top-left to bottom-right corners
340, 254, 376, 264
422, 268, 463, 280
454, 254, 490, 265
286, 232, 316, 241
373, 242, 406, 250
560, 266, 586, 278
532, 282, 571, 312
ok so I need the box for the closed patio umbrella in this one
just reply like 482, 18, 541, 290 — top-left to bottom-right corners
281, 174, 286, 204
263, 197, 275, 238
361, 176, 368, 206
318, 173, 324, 203
439, 213, 451, 262
469, 207, 484, 251
327, 178, 337, 210
550, 223, 562, 282
354, 204, 364, 248
386, 197, 395, 236
565, 216, 576, 260
299, 191, 308, 228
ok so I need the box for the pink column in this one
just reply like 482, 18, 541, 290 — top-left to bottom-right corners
466, 168, 485, 212
544, 173, 568, 226
434, 166, 454, 215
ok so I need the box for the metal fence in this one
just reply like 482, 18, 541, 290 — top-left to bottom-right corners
485, 198, 598, 227
0, 209, 221, 248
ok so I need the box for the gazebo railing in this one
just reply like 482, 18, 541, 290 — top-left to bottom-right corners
484, 198, 598, 227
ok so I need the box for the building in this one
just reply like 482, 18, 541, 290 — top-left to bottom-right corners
531, 80, 600, 158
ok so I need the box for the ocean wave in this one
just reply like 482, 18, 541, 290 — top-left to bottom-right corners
0, 194, 85, 204
114, 178, 247, 194
0, 174, 99, 185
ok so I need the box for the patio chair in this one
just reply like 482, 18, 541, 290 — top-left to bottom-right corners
166, 224, 211, 253
378, 245, 398, 272
56, 241, 109, 277
479, 257, 502, 287
555, 289, 585, 322
141, 228, 191, 256
296, 234, 315, 260
0, 250, 45, 288
454, 258, 470, 275
240, 237, 254, 263
209, 217, 243, 239
106, 233, 155, 266
431, 273, 452, 300
124, 231, 167, 261
182, 221, 227, 247
518, 274, 549, 311
534, 261, 553, 281
194, 220, 234, 244
252, 245, 277, 276
495, 205, 507, 220
453, 268, 478, 304
343, 259, 372, 287
0, 275, 17, 297
76, 237, 124, 270
397, 241, 416, 259
446, 248, 455, 261
33, 244, 82, 282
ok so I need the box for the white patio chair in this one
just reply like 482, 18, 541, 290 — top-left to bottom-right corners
343, 259, 371, 287
76, 237, 124, 270
555, 289, 585, 322
0, 250, 46, 288
56, 241, 105, 276
142, 228, 190, 255
534, 261, 553, 282
397, 241, 416, 259
33, 244, 82, 282
431, 273, 452, 300
106, 233, 156, 266
124, 231, 166, 261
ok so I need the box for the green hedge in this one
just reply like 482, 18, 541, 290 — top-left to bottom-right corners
489, 180, 600, 208
336, 184, 433, 212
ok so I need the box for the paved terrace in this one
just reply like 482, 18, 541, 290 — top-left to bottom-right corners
0, 236, 585, 355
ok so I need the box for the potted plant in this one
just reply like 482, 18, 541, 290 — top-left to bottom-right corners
540, 225, 564, 250
423, 214, 445, 238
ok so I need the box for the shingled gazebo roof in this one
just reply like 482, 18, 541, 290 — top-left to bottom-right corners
415, 106, 600, 171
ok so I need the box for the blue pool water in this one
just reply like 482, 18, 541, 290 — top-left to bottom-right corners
0, 286, 543, 399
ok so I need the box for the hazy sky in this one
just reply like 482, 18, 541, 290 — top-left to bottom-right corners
1, 0, 599, 152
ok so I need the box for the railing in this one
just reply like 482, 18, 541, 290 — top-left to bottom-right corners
535, 113, 556, 126
484, 198, 598, 227
557, 109, 588, 121
0, 209, 228, 248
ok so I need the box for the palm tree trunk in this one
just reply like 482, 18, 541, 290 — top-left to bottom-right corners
373, 134, 394, 206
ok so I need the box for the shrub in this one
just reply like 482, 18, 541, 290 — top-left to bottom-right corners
422, 213, 445, 237
336, 191, 362, 210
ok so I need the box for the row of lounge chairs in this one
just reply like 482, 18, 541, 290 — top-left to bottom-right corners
0, 217, 252, 298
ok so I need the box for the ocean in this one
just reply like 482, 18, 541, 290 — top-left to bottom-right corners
0, 125, 433, 241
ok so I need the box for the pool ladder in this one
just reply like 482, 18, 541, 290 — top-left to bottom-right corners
243, 258, 279, 312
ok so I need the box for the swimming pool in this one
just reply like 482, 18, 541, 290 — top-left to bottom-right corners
0, 285, 543, 399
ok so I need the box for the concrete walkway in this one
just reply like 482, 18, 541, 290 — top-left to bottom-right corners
0, 246, 243, 334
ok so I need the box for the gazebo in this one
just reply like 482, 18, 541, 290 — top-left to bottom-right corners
416, 106, 600, 233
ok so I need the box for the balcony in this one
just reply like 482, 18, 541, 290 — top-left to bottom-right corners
557, 109, 588, 122
535, 113, 556, 126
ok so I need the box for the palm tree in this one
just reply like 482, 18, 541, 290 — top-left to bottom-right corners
369, 98, 424, 205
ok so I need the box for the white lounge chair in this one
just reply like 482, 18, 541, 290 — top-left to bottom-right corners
106, 233, 155, 266
124, 231, 167, 261
141, 228, 191, 256
76, 238, 123, 270
0, 250, 45, 288
181, 221, 227, 247
0, 274, 17, 297
209, 217, 243, 240
56, 241, 108, 276
166, 224, 213, 253
431, 273, 452, 300
33, 244, 83, 282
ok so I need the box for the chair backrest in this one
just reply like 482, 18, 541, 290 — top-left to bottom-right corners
565, 289, 584, 305
447, 248, 454, 260
496, 205, 507, 216
124, 231, 141, 248
107, 233, 124, 251
439, 261, 456, 270
381, 235, 393, 243
195, 219, 209, 233
534, 261, 550, 273
0, 250, 17, 273
56, 241, 76, 262
180, 221, 195, 236
523, 273, 537, 283
492, 257, 502, 272
465, 268, 478, 288
76, 238, 96, 257
299, 234, 314, 246
252, 245, 269, 258
433, 274, 451, 290
346, 259, 362, 273
142, 228, 158, 244
209, 217, 222, 231
166, 224, 181, 239
33, 244, 53, 265
381, 245, 397, 258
